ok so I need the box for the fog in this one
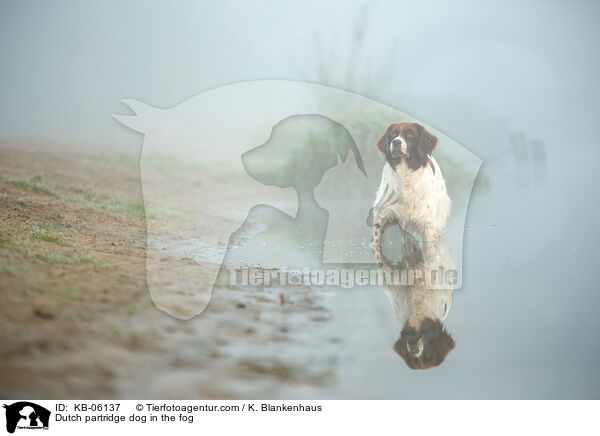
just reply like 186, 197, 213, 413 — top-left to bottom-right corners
1, 0, 600, 397
1, 1, 598, 151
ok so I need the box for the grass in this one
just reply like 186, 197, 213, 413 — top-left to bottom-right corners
6, 171, 156, 226
8, 172, 167, 220
102, 199, 155, 218
0, 240, 31, 260
24, 283, 46, 296
38, 234, 60, 243
9, 178, 57, 197
37, 252, 67, 263
32, 183, 56, 196
80, 193, 160, 219
0, 227, 77, 263
110, 326, 123, 339
87, 151, 139, 169
37, 251, 98, 264
8, 178, 33, 190
21, 284, 84, 299
1, 261, 18, 276
50, 210, 64, 219
125, 300, 147, 314
54, 286, 83, 299
33, 306, 74, 321
236, 357, 334, 384
28, 221, 61, 244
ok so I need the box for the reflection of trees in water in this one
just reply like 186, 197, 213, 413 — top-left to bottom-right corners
485, 132, 547, 189
511, 132, 547, 187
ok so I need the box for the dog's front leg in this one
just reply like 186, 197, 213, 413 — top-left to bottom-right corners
399, 227, 422, 264
371, 210, 394, 266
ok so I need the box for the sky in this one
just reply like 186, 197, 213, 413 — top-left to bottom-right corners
1, 0, 599, 158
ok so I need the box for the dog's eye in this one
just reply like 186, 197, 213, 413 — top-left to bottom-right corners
406, 131, 414, 137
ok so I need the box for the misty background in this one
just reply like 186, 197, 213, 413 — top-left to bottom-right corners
1, 0, 600, 397
1, 0, 598, 150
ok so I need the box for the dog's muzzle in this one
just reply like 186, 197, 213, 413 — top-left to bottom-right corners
390, 137, 407, 158
406, 337, 424, 357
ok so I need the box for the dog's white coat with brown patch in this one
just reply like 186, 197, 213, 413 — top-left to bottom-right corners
371, 122, 450, 262
374, 158, 450, 241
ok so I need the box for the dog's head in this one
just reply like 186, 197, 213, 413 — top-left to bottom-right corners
394, 318, 455, 369
375, 122, 438, 170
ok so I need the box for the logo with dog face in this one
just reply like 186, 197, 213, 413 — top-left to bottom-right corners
114, 81, 481, 323
3, 402, 50, 433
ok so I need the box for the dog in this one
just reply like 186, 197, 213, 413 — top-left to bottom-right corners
370, 122, 450, 265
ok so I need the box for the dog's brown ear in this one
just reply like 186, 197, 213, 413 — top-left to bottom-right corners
416, 124, 438, 158
375, 123, 395, 154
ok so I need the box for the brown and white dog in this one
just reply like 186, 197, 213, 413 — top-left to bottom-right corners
371, 122, 450, 264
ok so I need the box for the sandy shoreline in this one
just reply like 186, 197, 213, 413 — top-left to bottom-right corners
0, 140, 340, 399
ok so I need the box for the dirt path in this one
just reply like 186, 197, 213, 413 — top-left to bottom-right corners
0, 140, 340, 399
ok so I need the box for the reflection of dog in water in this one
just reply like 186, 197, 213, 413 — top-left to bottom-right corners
377, 237, 456, 369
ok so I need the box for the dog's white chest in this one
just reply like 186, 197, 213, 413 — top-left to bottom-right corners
373, 159, 450, 240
